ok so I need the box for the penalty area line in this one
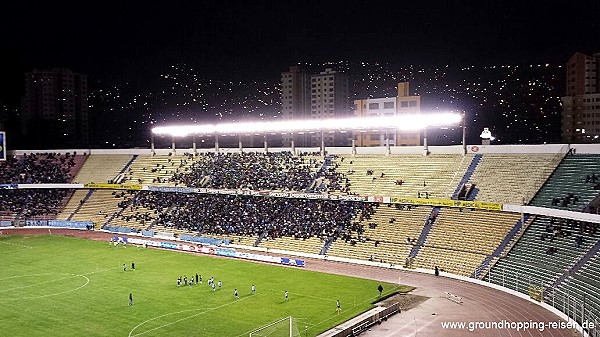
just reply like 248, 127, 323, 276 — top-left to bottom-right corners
129, 292, 259, 337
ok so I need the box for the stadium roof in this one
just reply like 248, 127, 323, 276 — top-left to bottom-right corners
152, 113, 462, 137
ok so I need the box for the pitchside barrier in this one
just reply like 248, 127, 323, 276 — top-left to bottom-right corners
24, 220, 93, 229
141, 229, 154, 237
179, 234, 226, 246
111, 236, 305, 267
103, 226, 136, 234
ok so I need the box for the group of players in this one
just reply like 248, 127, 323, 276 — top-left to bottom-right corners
177, 273, 211, 288
124, 265, 342, 313
176, 273, 258, 300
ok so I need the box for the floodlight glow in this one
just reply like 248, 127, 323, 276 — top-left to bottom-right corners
152, 112, 462, 136
480, 127, 492, 139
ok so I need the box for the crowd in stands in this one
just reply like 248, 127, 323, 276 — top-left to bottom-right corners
550, 193, 580, 207
122, 191, 373, 241
112, 191, 153, 225
585, 173, 600, 191
0, 153, 80, 219
167, 152, 344, 192
0, 189, 68, 218
0, 152, 78, 184
337, 203, 378, 245
540, 217, 598, 249
312, 157, 350, 194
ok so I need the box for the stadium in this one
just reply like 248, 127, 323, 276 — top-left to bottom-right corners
0, 118, 599, 336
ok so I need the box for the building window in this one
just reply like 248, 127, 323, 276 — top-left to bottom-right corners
369, 103, 379, 110
409, 100, 417, 107
400, 101, 409, 107
383, 102, 394, 109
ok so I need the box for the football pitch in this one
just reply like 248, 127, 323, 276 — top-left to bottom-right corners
0, 235, 410, 336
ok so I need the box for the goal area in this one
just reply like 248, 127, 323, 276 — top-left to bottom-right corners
249, 316, 301, 337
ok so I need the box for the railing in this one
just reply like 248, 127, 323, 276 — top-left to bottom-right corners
486, 262, 600, 337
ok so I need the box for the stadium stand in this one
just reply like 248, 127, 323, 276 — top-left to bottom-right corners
259, 236, 326, 255
0, 189, 70, 220
334, 154, 471, 198
109, 192, 157, 232
0, 153, 84, 220
68, 190, 134, 227
56, 189, 91, 220
467, 154, 560, 204
485, 216, 600, 295
413, 208, 521, 276
0, 152, 81, 184
71, 154, 135, 184
529, 154, 600, 211
129, 192, 370, 248
169, 152, 328, 191
327, 204, 431, 265
556, 250, 600, 326
122, 154, 197, 185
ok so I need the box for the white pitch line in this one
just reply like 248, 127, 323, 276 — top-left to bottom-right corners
0, 274, 82, 293
0, 275, 90, 301
0, 272, 70, 282
0, 240, 33, 249
129, 293, 258, 337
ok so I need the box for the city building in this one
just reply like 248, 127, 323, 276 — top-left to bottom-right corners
353, 82, 421, 147
21, 68, 89, 148
281, 67, 349, 147
561, 52, 600, 143
281, 66, 311, 146
310, 68, 350, 146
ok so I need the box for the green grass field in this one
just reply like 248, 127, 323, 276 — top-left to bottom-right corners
0, 235, 410, 336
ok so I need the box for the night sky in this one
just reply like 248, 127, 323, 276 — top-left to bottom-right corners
1, 1, 599, 145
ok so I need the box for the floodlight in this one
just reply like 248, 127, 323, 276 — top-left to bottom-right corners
152, 112, 462, 137
480, 127, 492, 139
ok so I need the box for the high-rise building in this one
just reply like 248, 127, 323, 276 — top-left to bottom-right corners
21, 68, 89, 148
281, 66, 311, 120
309, 68, 349, 146
280, 67, 350, 147
309, 68, 349, 119
353, 82, 421, 146
281, 66, 310, 146
561, 52, 600, 143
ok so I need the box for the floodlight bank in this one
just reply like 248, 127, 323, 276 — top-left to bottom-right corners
151, 113, 461, 137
